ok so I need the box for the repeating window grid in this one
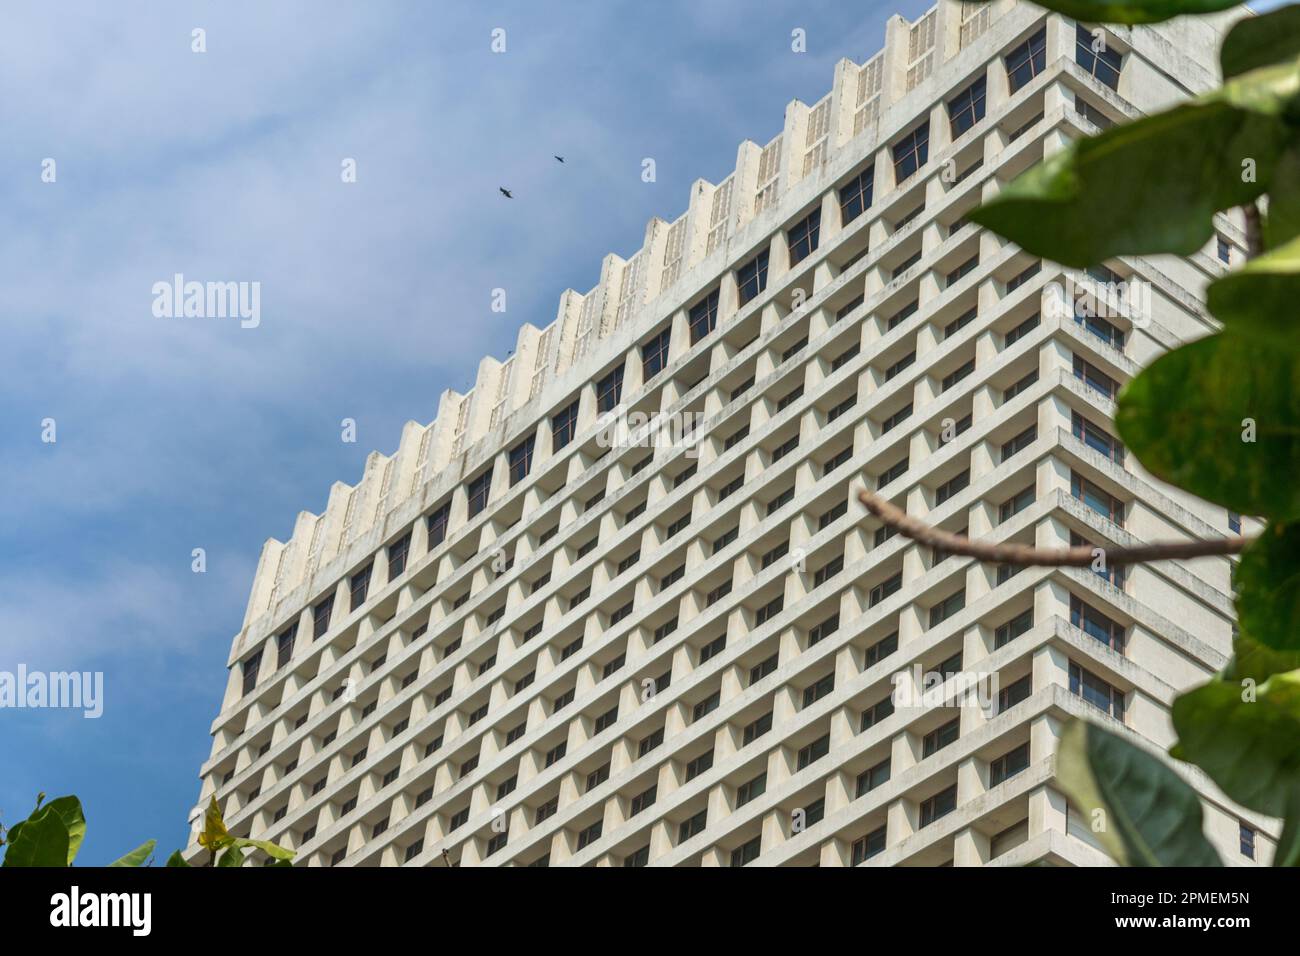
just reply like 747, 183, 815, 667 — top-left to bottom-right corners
202, 33, 1216, 863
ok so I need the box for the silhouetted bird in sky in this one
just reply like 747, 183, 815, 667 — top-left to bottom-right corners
499, 187, 513, 198
554, 156, 565, 163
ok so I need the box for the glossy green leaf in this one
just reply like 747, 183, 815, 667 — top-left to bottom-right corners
108, 840, 157, 868
967, 0, 1239, 25
970, 59, 1300, 266
165, 850, 192, 867
216, 843, 244, 868
1056, 719, 1222, 866
1223, 628, 1300, 684
1172, 671, 1300, 863
40, 796, 86, 865
1208, 236, 1300, 348
1, 806, 71, 867
1235, 521, 1300, 650
230, 837, 295, 861
1116, 332, 1300, 520
1265, 143, 1300, 249
1222, 7, 1300, 79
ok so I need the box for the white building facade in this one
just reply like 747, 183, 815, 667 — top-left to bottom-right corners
190, 0, 1272, 867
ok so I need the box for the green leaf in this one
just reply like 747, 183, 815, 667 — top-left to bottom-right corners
1172, 671, 1300, 863
1265, 143, 1300, 249
39, 796, 86, 865
970, 59, 1300, 266
216, 844, 245, 868
967, 0, 1239, 25
1, 806, 71, 867
165, 850, 192, 867
1222, 7, 1300, 80
108, 840, 156, 868
1223, 628, 1300, 684
1116, 332, 1300, 520
198, 795, 232, 852
230, 837, 295, 861
1234, 521, 1300, 650
1208, 236, 1300, 348
1056, 719, 1222, 866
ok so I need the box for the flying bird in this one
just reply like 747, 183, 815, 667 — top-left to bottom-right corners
554, 155, 565, 163
499, 187, 513, 198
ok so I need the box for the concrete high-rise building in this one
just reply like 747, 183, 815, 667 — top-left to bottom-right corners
189, 0, 1273, 867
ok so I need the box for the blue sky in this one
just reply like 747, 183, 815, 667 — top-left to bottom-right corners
0, 0, 937, 863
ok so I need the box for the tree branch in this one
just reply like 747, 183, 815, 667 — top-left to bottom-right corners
1243, 201, 1264, 259
857, 489, 1250, 566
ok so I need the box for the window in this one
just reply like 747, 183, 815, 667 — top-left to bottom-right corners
857, 758, 891, 797
1074, 306, 1126, 350
870, 572, 902, 607
689, 289, 720, 345
1240, 822, 1256, 860
1001, 425, 1037, 462
787, 208, 821, 265
426, 502, 451, 549
1075, 25, 1122, 90
948, 75, 986, 137
448, 806, 470, 831
836, 296, 865, 325
693, 691, 720, 722
743, 711, 773, 745
1006, 261, 1041, 293
509, 435, 535, 486
466, 466, 493, 518
276, 624, 297, 668
881, 403, 912, 433
820, 500, 848, 529
851, 826, 887, 865
865, 632, 898, 666
922, 718, 960, 757
885, 351, 915, 381
630, 785, 657, 816
1006, 27, 1047, 93
535, 797, 559, 825
594, 706, 619, 734
889, 300, 918, 329
892, 250, 922, 279
699, 634, 726, 664
839, 165, 874, 224
1005, 313, 1040, 348
705, 579, 733, 606
1070, 661, 1125, 719
878, 457, 908, 488
941, 358, 976, 392
755, 595, 784, 625
313, 596, 333, 639
935, 469, 970, 505
624, 845, 650, 868
1229, 510, 1242, 534
813, 554, 844, 586
685, 749, 714, 781
920, 785, 958, 827
737, 772, 766, 806
486, 831, 507, 857
1071, 594, 1126, 651
803, 673, 835, 709
990, 742, 1030, 786
736, 249, 770, 307
387, 532, 411, 580
1217, 235, 1232, 265
348, 564, 374, 608
1073, 355, 1121, 400
750, 653, 778, 684
945, 307, 977, 340
551, 400, 580, 451
596, 365, 625, 414
998, 674, 1031, 713
576, 820, 603, 850
241, 650, 262, 696
602, 653, 626, 678
1072, 412, 1125, 464
929, 590, 966, 629
498, 775, 518, 799
730, 836, 762, 867
1003, 369, 1039, 403
639, 727, 664, 757
1072, 472, 1125, 524
678, 809, 708, 843
797, 733, 830, 770
995, 609, 1033, 648
404, 840, 423, 862
892, 121, 930, 183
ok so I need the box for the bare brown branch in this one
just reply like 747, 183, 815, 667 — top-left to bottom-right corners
857, 488, 1250, 566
